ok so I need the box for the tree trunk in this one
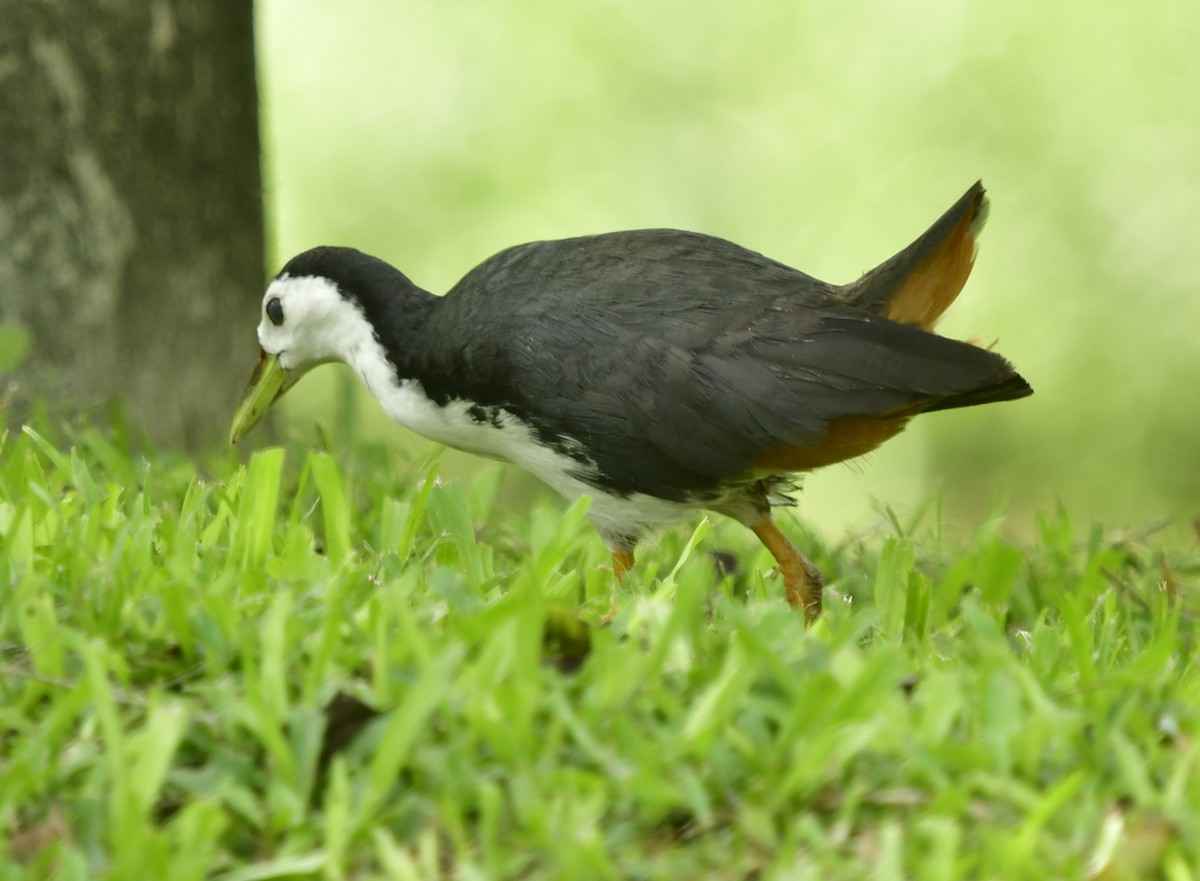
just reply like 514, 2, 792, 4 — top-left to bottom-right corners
0, 1, 264, 449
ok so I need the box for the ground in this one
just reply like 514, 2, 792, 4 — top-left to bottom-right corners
0, 423, 1197, 880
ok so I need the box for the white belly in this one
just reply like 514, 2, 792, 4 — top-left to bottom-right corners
371, 377, 695, 543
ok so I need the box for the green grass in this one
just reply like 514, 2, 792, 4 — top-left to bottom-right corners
1, 422, 1198, 880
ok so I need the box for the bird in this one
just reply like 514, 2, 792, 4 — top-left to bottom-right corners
229, 181, 1031, 624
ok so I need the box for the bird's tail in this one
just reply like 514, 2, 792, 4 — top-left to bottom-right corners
839, 181, 988, 331
920, 358, 1032, 413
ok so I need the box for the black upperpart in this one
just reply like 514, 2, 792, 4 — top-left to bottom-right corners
426, 228, 1028, 499
279, 246, 421, 298
279, 213, 1030, 503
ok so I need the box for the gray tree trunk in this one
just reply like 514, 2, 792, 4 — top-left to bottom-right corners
0, 1, 264, 449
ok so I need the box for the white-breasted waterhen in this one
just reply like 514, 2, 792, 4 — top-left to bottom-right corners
230, 182, 1030, 623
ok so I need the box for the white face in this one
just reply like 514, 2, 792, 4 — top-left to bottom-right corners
257, 274, 377, 371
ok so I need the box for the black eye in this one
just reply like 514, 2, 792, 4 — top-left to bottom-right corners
265, 297, 284, 326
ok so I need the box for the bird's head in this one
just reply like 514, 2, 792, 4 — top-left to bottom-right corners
229, 246, 426, 444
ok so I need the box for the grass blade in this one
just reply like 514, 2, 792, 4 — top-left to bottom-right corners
310, 452, 353, 563
234, 447, 285, 568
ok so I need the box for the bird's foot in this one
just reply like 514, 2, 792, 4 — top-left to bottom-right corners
600, 601, 619, 625
781, 554, 824, 625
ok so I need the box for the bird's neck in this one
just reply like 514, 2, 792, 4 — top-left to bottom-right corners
341, 291, 498, 447
339, 281, 445, 407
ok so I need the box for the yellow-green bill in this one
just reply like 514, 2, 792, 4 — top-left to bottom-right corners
229, 350, 299, 445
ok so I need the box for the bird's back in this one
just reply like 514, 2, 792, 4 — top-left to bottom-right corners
442, 228, 839, 329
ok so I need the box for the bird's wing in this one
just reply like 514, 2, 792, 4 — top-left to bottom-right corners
498, 306, 1025, 494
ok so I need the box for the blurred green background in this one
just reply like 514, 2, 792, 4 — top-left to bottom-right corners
253, 0, 1199, 541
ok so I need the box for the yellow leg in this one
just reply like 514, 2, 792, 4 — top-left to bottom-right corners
750, 517, 823, 625
602, 549, 635, 623
611, 549, 635, 580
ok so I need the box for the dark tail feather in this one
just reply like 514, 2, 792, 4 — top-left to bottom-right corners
922, 367, 1032, 413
